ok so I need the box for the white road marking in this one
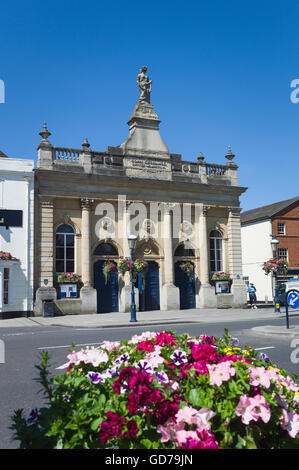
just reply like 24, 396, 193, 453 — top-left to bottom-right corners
37, 341, 104, 350
254, 346, 275, 351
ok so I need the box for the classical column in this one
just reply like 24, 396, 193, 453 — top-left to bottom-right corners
227, 207, 247, 307
161, 203, 179, 310
34, 196, 57, 315
80, 198, 97, 313
198, 204, 216, 308
199, 205, 210, 285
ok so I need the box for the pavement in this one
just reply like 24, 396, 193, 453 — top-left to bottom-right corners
0, 306, 299, 337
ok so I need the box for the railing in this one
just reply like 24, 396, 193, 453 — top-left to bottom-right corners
54, 147, 80, 163
205, 163, 227, 176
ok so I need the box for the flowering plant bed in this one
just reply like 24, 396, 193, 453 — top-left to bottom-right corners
102, 261, 117, 284
118, 258, 148, 280
11, 330, 299, 449
56, 273, 82, 283
0, 251, 18, 261
262, 259, 288, 275
211, 272, 231, 281
179, 262, 194, 280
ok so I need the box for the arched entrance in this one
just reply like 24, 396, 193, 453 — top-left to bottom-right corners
174, 244, 196, 310
135, 239, 161, 312
93, 242, 119, 313
138, 261, 160, 311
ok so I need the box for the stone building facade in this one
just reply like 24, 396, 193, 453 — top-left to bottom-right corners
34, 68, 247, 315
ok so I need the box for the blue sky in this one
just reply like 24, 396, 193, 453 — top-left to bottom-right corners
0, 0, 299, 211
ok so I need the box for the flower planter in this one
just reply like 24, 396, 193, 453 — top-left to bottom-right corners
11, 330, 299, 449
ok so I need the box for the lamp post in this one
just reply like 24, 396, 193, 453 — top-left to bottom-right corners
271, 235, 280, 313
128, 234, 138, 322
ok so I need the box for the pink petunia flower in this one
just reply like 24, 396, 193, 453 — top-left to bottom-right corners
235, 394, 271, 425
175, 430, 198, 446
280, 409, 299, 438
176, 406, 198, 425
249, 366, 271, 389
157, 418, 185, 443
207, 361, 236, 386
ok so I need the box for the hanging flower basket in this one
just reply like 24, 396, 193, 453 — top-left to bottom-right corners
102, 261, 117, 285
118, 258, 148, 280
211, 272, 232, 281
179, 261, 194, 280
57, 273, 82, 284
262, 259, 288, 276
0, 251, 18, 261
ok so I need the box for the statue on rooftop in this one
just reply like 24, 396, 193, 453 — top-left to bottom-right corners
137, 66, 152, 103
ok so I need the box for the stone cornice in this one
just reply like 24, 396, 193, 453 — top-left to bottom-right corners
34, 169, 247, 200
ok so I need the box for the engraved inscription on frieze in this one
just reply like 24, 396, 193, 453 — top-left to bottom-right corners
131, 158, 168, 173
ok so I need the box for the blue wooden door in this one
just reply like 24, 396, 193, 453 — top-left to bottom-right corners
175, 262, 195, 309
93, 261, 119, 313
138, 261, 160, 311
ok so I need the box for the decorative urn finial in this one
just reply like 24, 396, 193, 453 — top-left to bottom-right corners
225, 145, 235, 162
82, 137, 90, 150
197, 151, 205, 163
39, 121, 51, 141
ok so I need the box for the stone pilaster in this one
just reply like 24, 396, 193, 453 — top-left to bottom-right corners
227, 207, 247, 307
81, 198, 94, 287
80, 198, 97, 313
34, 196, 57, 315
38, 197, 55, 287
161, 203, 180, 310
198, 205, 217, 308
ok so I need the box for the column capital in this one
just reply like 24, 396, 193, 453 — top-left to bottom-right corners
124, 200, 135, 212
163, 202, 180, 215
228, 207, 241, 216
81, 198, 94, 210
39, 195, 54, 208
202, 205, 210, 216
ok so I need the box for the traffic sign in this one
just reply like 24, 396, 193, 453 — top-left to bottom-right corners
287, 290, 299, 309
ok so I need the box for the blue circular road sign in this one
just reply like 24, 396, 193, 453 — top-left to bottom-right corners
287, 290, 299, 309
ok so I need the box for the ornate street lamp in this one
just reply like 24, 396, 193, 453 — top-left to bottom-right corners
271, 235, 280, 313
128, 234, 138, 322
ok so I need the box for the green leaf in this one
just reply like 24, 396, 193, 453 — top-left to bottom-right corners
90, 417, 103, 431
140, 439, 153, 449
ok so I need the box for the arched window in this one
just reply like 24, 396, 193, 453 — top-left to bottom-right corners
94, 243, 118, 256
56, 224, 75, 273
174, 244, 195, 257
209, 230, 223, 273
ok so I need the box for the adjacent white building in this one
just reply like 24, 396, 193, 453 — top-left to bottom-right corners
241, 218, 273, 302
0, 152, 34, 318
241, 197, 299, 303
